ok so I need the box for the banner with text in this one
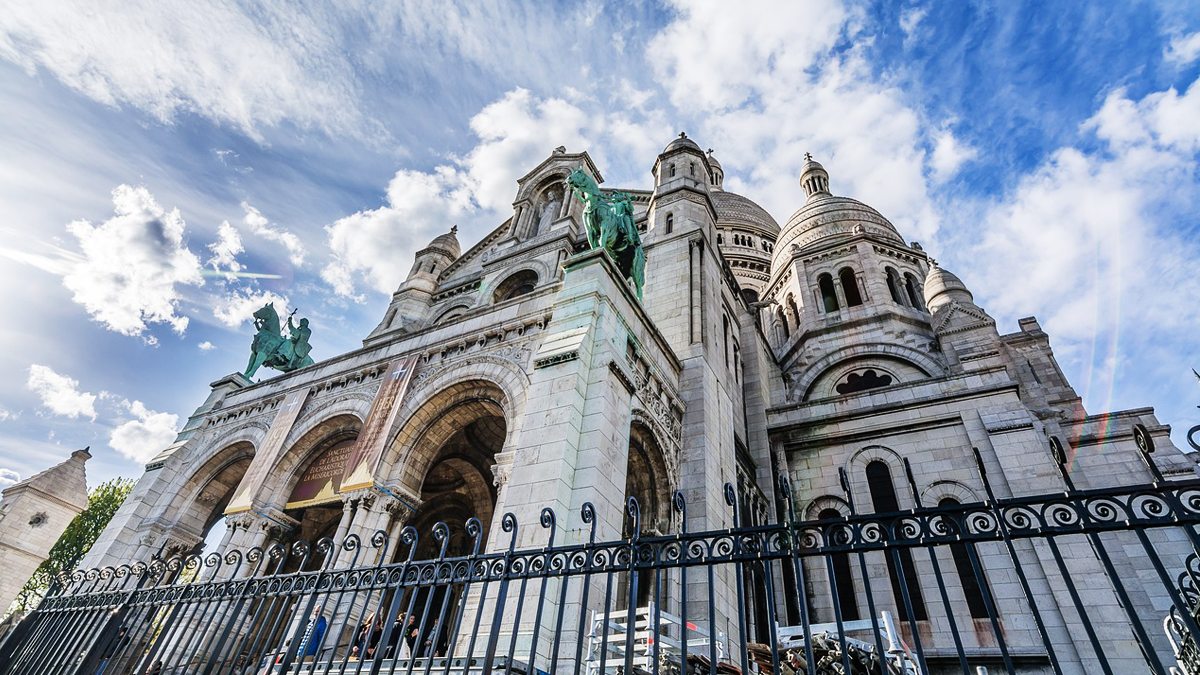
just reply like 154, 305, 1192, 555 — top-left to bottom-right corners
340, 355, 420, 492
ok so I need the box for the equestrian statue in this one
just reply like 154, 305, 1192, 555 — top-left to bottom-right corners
244, 302, 315, 379
567, 167, 647, 300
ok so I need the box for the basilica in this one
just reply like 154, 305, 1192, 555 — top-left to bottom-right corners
79, 134, 1196, 672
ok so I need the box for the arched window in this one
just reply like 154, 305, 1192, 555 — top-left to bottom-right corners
666, 213, 674, 234
818, 273, 840, 313
777, 308, 790, 339
939, 498, 991, 618
689, 162, 696, 176
669, 163, 676, 178
865, 461, 928, 621
839, 267, 863, 306
904, 273, 924, 310
786, 294, 800, 328
819, 508, 860, 621
493, 270, 538, 303
885, 267, 905, 305
435, 304, 469, 325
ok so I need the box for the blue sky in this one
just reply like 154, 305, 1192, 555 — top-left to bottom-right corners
0, 0, 1198, 490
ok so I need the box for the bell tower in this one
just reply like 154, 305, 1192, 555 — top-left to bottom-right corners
368, 226, 461, 338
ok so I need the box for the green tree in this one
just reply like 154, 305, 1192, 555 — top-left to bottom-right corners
10, 477, 134, 614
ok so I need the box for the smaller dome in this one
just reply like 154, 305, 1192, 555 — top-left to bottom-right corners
923, 262, 973, 312
706, 149, 723, 171
427, 225, 461, 259
663, 132, 703, 155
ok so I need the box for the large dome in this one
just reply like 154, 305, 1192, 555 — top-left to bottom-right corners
713, 191, 779, 234
776, 194, 905, 255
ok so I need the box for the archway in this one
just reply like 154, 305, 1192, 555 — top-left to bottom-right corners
164, 441, 254, 558
277, 415, 363, 571
407, 414, 506, 559
621, 422, 672, 610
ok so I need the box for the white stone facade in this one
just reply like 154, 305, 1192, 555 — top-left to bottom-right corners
0, 448, 89, 614
82, 139, 1195, 672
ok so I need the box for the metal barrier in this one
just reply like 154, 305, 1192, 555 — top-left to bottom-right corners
3, 447, 1200, 674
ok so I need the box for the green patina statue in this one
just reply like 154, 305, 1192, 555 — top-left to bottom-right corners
244, 302, 315, 379
567, 167, 646, 300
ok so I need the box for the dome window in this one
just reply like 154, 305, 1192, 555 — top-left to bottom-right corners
818, 273, 840, 313
666, 213, 674, 234
669, 163, 676, 178
839, 267, 863, 307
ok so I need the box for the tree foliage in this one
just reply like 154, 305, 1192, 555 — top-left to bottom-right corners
10, 477, 134, 613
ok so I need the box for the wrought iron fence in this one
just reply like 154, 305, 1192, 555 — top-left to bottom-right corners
3, 446, 1200, 675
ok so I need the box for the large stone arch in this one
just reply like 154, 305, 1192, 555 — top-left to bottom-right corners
793, 342, 945, 401
626, 419, 674, 535
380, 379, 511, 499
157, 440, 256, 548
379, 378, 513, 561
258, 412, 365, 511
398, 356, 528, 458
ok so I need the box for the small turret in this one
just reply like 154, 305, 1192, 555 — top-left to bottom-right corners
653, 132, 710, 191
923, 261, 975, 314
706, 149, 724, 191
369, 226, 461, 338
799, 153, 831, 202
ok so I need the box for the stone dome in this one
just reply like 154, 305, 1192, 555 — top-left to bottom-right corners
663, 132, 703, 155
923, 262, 974, 313
426, 226, 462, 259
776, 195, 905, 258
713, 191, 779, 235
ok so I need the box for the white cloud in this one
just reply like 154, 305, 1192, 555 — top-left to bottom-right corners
26, 364, 97, 420
645, 2, 941, 242
62, 185, 203, 337
324, 167, 473, 298
242, 202, 305, 266
648, 0, 851, 112
0, 468, 19, 488
0, 2, 366, 140
197, 341, 215, 351
969, 75, 1200, 418
0, 406, 17, 422
213, 289, 290, 328
900, 6, 928, 42
206, 221, 243, 275
1165, 31, 1200, 67
324, 87, 658, 298
930, 129, 978, 183
109, 400, 178, 463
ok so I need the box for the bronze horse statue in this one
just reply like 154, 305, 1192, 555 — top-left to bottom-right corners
567, 168, 646, 300
244, 303, 314, 379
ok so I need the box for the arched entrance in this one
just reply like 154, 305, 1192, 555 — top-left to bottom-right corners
279, 415, 362, 571
378, 382, 510, 658
621, 422, 672, 610
404, 404, 506, 559
168, 442, 254, 558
